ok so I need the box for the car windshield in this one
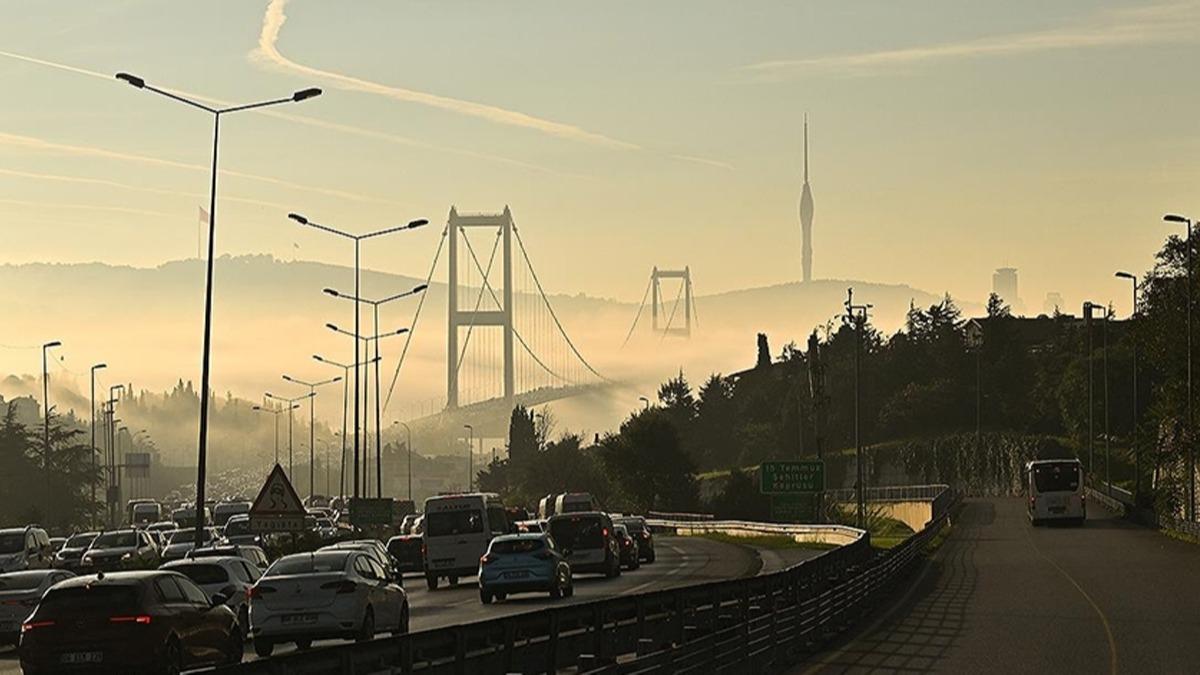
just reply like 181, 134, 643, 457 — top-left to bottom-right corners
0, 533, 25, 554
617, 519, 647, 533
168, 530, 212, 545
39, 585, 139, 612
0, 573, 50, 591
169, 564, 228, 585
224, 518, 250, 536
1034, 463, 1080, 493
550, 517, 604, 550
426, 510, 484, 537
92, 532, 138, 548
491, 538, 545, 554
266, 552, 349, 576
65, 533, 97, 548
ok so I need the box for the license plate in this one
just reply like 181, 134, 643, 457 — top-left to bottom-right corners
282, 614, 318, 625
504, 570, 529, 579
61, 652, 103, 664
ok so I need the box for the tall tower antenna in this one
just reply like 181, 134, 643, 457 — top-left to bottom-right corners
799, 114, 815, 283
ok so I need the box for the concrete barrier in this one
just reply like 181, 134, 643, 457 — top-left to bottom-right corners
648, 519, 866, 547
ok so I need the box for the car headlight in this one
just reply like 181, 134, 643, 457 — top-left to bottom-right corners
121, 552, 134, 561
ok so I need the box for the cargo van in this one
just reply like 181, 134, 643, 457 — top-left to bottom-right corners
537, 494, 561, 520
422, 493, 508, 590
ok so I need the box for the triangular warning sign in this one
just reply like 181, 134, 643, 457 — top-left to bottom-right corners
250, 464, 306, 516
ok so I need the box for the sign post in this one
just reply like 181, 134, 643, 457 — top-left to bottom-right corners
249, 464, 307, 534
760, 460, 825, 523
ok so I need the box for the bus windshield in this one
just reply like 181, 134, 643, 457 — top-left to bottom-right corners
1033, 462, 1080, 493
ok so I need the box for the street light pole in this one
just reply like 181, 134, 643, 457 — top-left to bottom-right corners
314, 354, 378, 500
844, 289, 871, 530
253, 404, 295, 468
282, 374, 342, 499
290, 214, 428, 501
41, 341, 61, 491
1116, 271, 1139, 502
464, 424, 474, 491
1084, 301, 1096, 477
1165, 214, 1195, 520
117, 73, 321, 548
265, 391, 314, 482
89, 363, 106, 527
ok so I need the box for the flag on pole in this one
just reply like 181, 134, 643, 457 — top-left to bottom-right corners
197, 206, 210, 260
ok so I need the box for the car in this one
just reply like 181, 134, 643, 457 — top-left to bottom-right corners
221, 514, 266, 548
0, 570, 74, 644
213, 501, 252, 527
160, 528, 222, 563
478, 533, 572, 604
422, 493, 508, 589
162, 556, 262, 639
547, 512, 621, 578
398, 514, 420, 535
385, 535, 424, 575
613, 524, 641, 570
17, 570, 243, 673
53, 532, 99, 572
47, 538, 66, 554
170, 505, 213, 530
146, 521, 177, 536
80, 530, 160, 572
189, 544, 271, 572
515, 519, 548, 534
0, 527, 53, 572
554, 493, 595, 515
127, 500, 163, 527
307, 506, 334, 521
313, 518, 340, 542
615, 516, 656, 563
248, 550, 408, 657
319, 540, 401, 585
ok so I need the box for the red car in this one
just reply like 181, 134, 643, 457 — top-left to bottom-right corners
19, 570, 242, 674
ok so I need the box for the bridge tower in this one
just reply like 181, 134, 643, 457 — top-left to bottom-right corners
447, 206, 514, 410
651, 266, 693, 338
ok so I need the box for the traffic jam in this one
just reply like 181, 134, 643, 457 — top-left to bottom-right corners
0, 473, 657, 673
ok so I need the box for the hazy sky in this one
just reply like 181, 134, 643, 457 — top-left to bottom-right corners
2, 0, 1198, 316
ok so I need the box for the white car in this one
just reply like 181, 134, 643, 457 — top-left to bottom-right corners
0, 570, 74, 643
249, 550, 408, 657
162, 556, 261, 638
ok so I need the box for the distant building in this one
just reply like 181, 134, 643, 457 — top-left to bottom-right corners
992, 268, 1021, 311
798, 115, 814, 283
1044, 292, 1064, 316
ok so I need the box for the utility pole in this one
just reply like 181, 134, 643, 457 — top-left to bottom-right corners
1164, 214, 1194, 519
90, 363, 107, 528
1117, 272, 1139, 502
1084, 302, 1095, 477
845, 289, 871, 530
1102, 304, 1111, 497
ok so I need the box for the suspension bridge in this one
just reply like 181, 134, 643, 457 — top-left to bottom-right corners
381, 206, 614, 433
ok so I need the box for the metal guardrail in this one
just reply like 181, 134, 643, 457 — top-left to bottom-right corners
824, 484, 952, 503
649, 520, 866, 547
1092, 481, 1200, 539
218, 488, 958, 675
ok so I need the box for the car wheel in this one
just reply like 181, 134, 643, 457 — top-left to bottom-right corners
480, 588, 493, 604
646, 549, 656, 563
357, 607, 375, 642
295, 639, 312, 650
426, 574, 438, 591
253, 639, 274, 658
495, 591, 507, 601
448, 575, 459, 587
161, 639, 182, 675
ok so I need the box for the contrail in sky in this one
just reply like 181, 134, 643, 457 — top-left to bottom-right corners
253, 0, 641, 151
0, 167, 292, 210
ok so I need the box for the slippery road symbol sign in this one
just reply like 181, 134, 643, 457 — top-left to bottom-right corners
250, 464, 306, 517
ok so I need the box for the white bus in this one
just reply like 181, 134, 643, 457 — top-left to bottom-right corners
554, 493, 595, 515
1027, 459, 1085, 526
422, 493, 508, 590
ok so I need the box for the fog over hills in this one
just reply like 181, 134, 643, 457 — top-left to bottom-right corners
0, 255, 978, 444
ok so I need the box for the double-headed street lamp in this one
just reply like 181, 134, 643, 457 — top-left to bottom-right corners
264, 391, 315, 481
252, 403, 297, 467
313, 354, 380, 500
1164, 213, 1194, 520
117, 73, 322, 548
282, 374, 342, 499
325, 283, 427, 496
289, 212, 427, 501
325, 323, 408, 497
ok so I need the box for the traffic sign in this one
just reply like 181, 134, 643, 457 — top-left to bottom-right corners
770, 494, 808, 523
249, 464, 307, 533
760, 460, 825, 494
350, 498, 394, 527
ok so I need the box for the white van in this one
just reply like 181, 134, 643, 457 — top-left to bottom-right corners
554, 493, 595, 515
1027, 459, 1086, 526
422, 493, 508, 590
537, 494, 561, 520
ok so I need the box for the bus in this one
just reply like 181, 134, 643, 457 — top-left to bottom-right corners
1026, 459, 1085, 526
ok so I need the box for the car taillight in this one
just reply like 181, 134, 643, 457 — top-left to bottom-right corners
480, 554, 497, 565
248, 585, 276, 599
110, 615, 152, 625
319, 580, 357, 594
21, 620, 54, 633
601, 528, 609, 537
639, 532, 650, 539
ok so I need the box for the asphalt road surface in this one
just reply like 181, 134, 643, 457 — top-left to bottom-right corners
794, 497, 1200, 675
0, 534, 765, 673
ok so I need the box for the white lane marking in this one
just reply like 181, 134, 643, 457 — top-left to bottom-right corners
623, 543, 692, 596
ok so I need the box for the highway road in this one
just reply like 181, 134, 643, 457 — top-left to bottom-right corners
794, 497, 1200, 675
0, 534, 773, 673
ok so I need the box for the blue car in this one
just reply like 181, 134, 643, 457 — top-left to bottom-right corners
478, 533, 573, 604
